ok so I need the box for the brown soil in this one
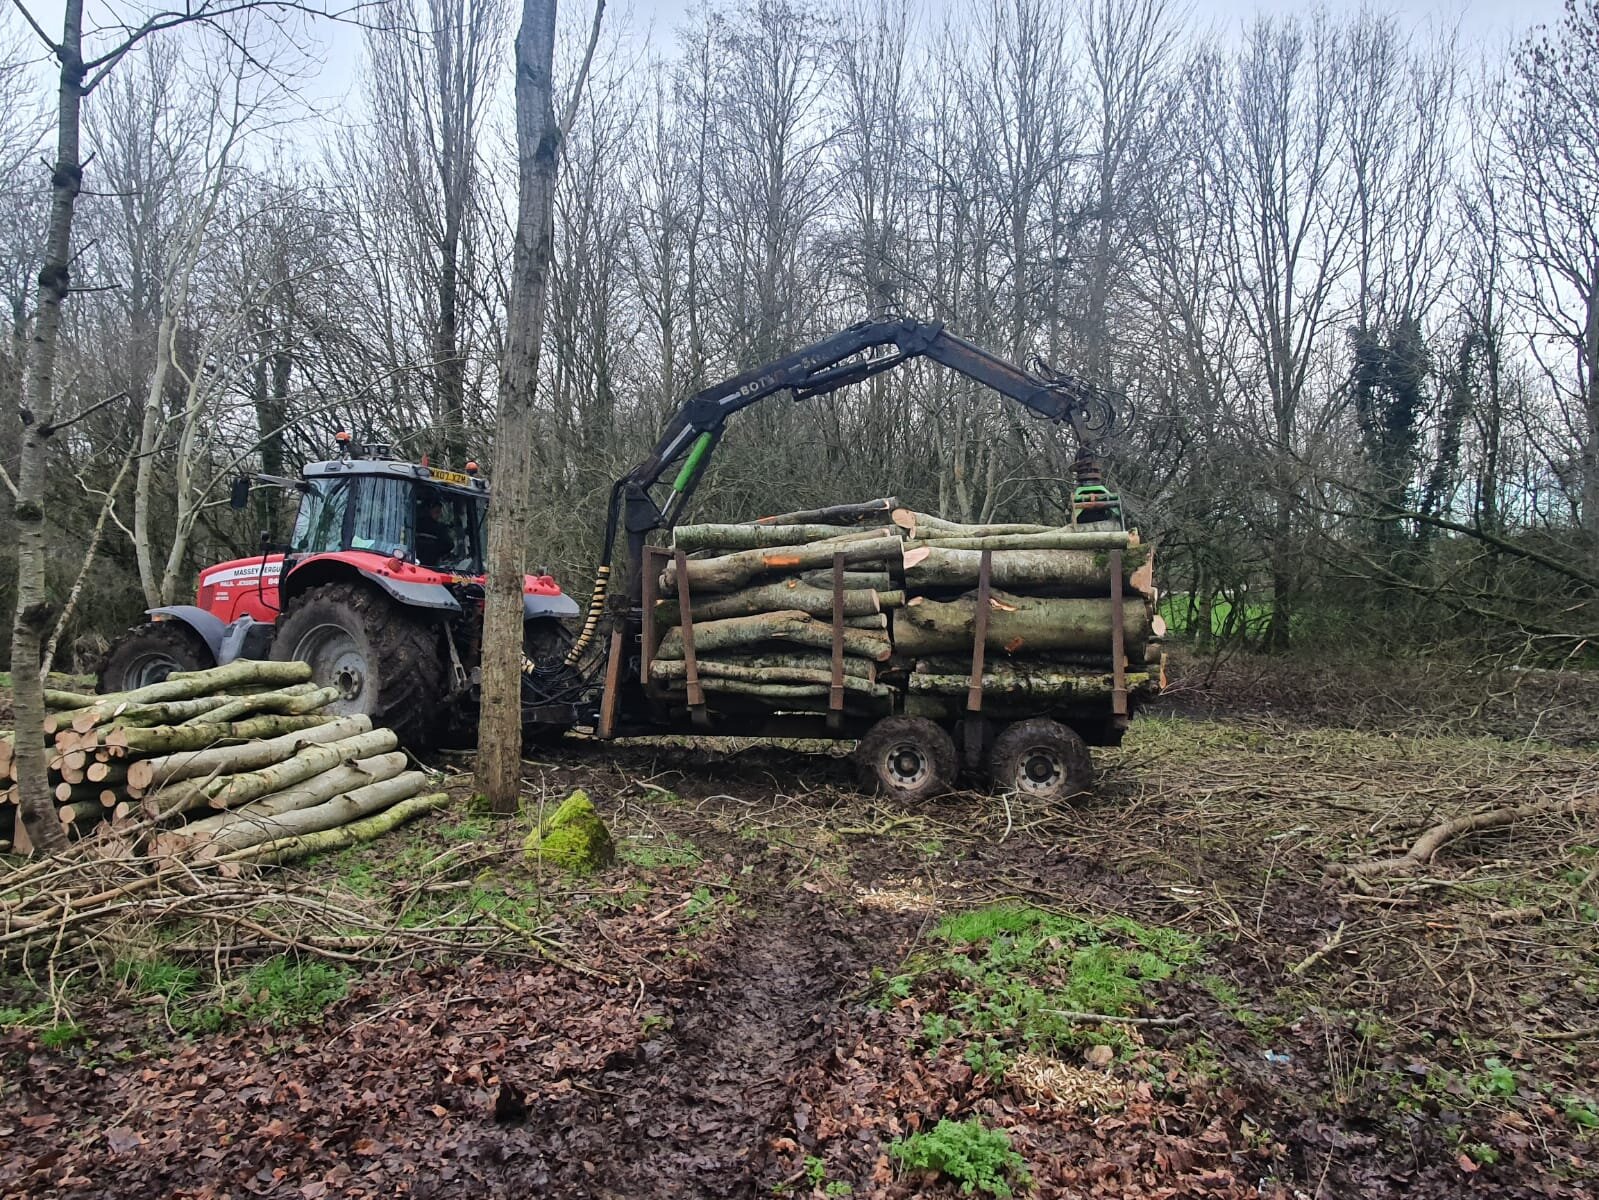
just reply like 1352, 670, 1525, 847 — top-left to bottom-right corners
3, 661, 1598, 1199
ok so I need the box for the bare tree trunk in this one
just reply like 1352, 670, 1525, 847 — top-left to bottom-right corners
10, 0, 86, 854
478, 0, 564, 816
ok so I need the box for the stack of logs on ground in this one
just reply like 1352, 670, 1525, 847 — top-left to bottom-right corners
644, 497, 1163, 720
0, 661, 444, 860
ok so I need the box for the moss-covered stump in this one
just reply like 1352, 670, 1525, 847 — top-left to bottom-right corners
524, 789, 615, 874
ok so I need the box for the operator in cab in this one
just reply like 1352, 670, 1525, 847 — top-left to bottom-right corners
415, 493, 458, 567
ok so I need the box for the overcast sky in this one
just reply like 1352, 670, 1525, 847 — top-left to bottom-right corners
8, 0, 1573, 112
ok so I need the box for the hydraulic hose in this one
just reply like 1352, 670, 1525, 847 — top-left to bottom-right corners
564, 563, 609, 665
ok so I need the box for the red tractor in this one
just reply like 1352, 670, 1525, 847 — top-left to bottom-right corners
99, 435, 580, 746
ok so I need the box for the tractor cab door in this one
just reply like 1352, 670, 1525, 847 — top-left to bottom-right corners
412, 485, 484, 573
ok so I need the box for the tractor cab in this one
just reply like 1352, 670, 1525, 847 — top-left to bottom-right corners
288, 455, 489, 576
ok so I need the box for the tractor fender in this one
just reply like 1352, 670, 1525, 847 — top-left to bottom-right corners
147, 605, 228, 662
148, 606, 272, 667
524, 592, 580, 619
357, 569, 463, 613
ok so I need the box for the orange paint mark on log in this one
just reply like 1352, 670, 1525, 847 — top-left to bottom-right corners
765, 555, 802, 568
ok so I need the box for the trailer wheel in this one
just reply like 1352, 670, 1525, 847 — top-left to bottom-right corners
988, 718, 1092, 801
98, 621, 214, 693
856, 716, 957, 803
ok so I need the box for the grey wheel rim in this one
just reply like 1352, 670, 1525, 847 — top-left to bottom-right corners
1012, 746, 1067, 796
120, 650, 184, 690
292, 621, 371, 714
882, 741, 931, 790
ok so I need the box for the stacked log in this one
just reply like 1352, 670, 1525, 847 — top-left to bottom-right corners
647, 497, 1164, 720
0, 661, 441, 861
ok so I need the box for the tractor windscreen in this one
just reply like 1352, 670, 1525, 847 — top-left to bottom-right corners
290, 478, 352, 554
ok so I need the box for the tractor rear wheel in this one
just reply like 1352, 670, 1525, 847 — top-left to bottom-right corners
98, 621, 215, 693
270, 582, 446, 747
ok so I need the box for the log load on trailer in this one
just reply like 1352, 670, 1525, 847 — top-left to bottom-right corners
551, 316, 1160, 801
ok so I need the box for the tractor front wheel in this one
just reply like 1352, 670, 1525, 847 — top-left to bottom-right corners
98, 621, 215, 693
270, 582, 446, 747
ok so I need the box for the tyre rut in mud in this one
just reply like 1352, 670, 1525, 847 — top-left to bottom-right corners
533, 891, 876, 1198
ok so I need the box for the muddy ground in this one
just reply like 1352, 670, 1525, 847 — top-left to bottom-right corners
3, 657, 1598, 1199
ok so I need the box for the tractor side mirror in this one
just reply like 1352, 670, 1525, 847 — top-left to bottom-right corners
229, 476, 252, 509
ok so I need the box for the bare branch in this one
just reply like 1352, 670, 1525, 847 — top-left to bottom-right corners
556, 0, 605, 144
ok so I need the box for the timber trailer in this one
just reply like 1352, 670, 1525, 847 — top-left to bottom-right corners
102, 317, 1145, 800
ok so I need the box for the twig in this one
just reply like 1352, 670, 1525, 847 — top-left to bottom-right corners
1288, 921, 1347, 977
1041, 1008, 1193, 1028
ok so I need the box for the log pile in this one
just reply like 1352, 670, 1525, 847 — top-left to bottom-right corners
0, 660, 442, 861
644, 498, 1164, 721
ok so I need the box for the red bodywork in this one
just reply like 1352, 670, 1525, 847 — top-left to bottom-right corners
193, 551, 566, 624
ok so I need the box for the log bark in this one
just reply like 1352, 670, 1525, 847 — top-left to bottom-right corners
903, 544, 1149, 593
49, 694, 234, 735
222, 792, 449, 866
653, 650, 874, 679
179, 684, 337, 727
105, 714, 337, 757
650, 659, 882, 691
659, 537, 904, 593
798, 568, 891, 591
906, 530, 1134, 553
660, 678, 892, 702
673, 523, 884, 552
43, 689, 98, 710
193, 770, 429, 857
845, 614, 888, 630
910, 652, 1117, 673
893, 590, 1151, 657
142, 729, 399, 820
167, 752, 411, 844
85, 760, 126, 785
907, 670, 1152, 701
654, 610, 892, 661
91, 660, 313, 709
126, 715, 373, 793
891, 510, 1053, 538
653, 580, 890, 625
755, 498, 896, 526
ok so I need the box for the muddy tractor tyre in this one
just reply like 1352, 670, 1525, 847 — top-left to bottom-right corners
855, 716, 958, 803
270, 582, 446, 747
988, 718, 1093, 802
98, 621, 215, 693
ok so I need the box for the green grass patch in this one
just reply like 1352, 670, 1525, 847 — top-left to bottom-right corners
0, 1002, 54, 1030
235, 956, 350, 1026
618, 830, 702, 869
891, 905, 1198, 1060
114, 957, 202, 1003
889, 1118, 1028, 1197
